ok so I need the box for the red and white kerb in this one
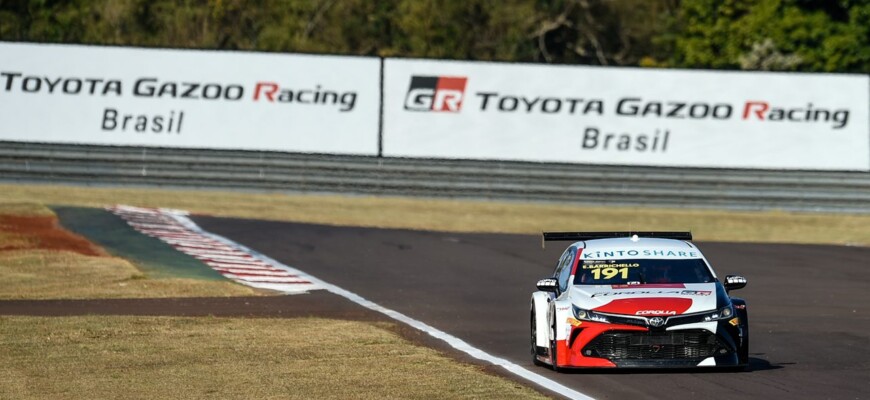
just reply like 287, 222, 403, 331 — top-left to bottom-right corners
106, 205, 319, 294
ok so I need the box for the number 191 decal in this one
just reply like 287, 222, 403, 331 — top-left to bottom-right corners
590, 267, 629, 280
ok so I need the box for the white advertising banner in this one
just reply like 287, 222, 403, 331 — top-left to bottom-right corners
0, 42, 380, 155
383, 58, 870, 170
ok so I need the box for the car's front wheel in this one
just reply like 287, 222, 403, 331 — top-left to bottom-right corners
530, 307, 546, 366
549, 315, 561, 371
739, 309, 750, 367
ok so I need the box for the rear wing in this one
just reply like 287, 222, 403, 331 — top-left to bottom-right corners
541, 231, 692, 248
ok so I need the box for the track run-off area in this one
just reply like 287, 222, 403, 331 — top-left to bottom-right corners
3, 207, 866, 400
190, 215, 869, 400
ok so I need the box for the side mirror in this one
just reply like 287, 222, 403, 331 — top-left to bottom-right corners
724, 275, 747, 291
536, 278, 558, 292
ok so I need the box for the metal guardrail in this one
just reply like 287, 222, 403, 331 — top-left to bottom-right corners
1, 140, 868, 213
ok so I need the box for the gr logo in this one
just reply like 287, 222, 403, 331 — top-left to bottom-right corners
404, 76, 468, 112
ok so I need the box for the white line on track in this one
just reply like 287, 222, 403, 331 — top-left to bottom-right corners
164, 209, 595, 400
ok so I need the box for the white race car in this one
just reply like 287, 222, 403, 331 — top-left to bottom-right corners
531, 232, 749, 369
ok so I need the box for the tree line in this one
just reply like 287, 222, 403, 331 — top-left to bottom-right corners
1, 0, 866, 73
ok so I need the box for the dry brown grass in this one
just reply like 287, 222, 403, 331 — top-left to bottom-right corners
1, 183, 868, 246
0, 200, 546, 399
0, 316, 547, 399
0, 202, 54, 217
0, 250, 260, 300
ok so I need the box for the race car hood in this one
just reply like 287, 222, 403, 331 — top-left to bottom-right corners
569, 283, 718, 316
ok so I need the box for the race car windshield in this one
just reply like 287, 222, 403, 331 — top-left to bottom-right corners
573, 259, 714, 285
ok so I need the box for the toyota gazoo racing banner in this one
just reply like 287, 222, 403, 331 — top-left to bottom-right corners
0, 42, 380, 155
383, 58, 869, 170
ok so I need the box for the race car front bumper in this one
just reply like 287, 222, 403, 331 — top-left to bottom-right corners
554, 319, 743, 368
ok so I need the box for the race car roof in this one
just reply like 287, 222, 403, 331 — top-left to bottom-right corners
575, 237, 701, 260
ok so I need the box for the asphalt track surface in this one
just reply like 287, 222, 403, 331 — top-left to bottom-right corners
191, 217, 870, 400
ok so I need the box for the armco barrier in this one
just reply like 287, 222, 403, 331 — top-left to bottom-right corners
1, 141, 868, 213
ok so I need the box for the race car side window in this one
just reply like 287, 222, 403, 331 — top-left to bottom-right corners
553, 250, 569, 276
557, 248, 576, 292
551, 249, 570, 292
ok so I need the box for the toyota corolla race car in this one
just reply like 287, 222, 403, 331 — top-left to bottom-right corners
531, 232, 748, 370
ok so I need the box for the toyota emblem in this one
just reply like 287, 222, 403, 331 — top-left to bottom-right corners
648, 317, 665, 327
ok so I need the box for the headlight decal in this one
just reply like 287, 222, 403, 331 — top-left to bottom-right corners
572, 305, 609, 323
703, 305, 735, 322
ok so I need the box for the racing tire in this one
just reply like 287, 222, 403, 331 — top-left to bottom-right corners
549, 316, 562, 372
738, 309, 750, 368
726, 307, 750, 372
531, 308, 546, 367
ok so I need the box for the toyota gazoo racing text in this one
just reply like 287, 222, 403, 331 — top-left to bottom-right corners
530, 232, 749, 370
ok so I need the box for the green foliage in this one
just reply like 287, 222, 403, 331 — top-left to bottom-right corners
0, 0, 865, 72
390, 0, 538, 60
0, 0, 667, 64
666, 0, 869, 72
